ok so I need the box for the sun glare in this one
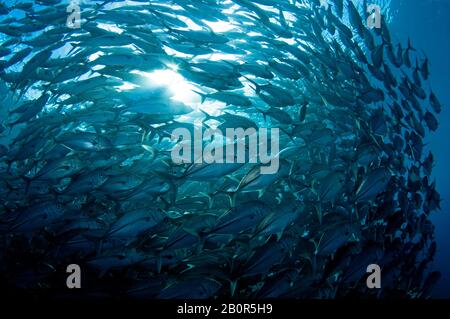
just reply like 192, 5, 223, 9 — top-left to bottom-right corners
144, 69, 199, 104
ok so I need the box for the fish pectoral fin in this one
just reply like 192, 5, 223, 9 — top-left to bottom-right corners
257, 189, 266, 198
230, 280, 238, 297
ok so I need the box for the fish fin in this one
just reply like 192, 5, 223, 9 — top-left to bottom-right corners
314, 203, 323, 224
225, 175, 241, 184
275, 231, 284, 241
257, 189, 265, 198
142, 144, 155, 154
156, 253, 162, 274
227, 192, 237, 207
230, 280, 238, 297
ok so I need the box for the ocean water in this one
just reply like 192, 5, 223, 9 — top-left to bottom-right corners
0, 0, 449, 299
388, 0, 450, 298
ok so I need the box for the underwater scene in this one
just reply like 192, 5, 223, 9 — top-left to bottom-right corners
0, 0, 449, 300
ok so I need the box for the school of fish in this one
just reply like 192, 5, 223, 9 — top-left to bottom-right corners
0, 0, 444, 298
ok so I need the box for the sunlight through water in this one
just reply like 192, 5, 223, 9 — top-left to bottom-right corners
144, 67, 199, 104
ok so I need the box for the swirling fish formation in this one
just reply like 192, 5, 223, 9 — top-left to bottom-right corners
0, 0, 443, 298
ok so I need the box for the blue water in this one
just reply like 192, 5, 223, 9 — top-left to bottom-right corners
389, 0, 450, 298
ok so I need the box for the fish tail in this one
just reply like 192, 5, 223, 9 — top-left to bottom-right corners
199, 191, 214, 208
158, 17, 174, 34
192, 90, 207, 103
5, 159, 12, 173
407, 37, 416, 52
212, 188, 237, 207
223, 60, 238, 71
66, 44, 79, 57
6, 122, 15, 134
21, 175, 33, 194
279, 127, 294, 142
241, 75, 259, 92
199, 109, 213, 122
256, 107, 267, 121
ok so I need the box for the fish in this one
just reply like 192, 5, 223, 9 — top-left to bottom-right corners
193, 90, 252, 107
6, 202, 66, 234
244, 76, 296, 107
429, 91, 442, 114
183, 162, 245, 181
58, 170, 108, 195
259, 106, 293, 125
256, 204, 300, 240
371, 43, 384, 69
356, 168, 391, 202
243, 237, 295, 277
256, 268, 300, 298
235, 62, 274, 79
8, 93, 50, 126
424, 111, 438, 132
210, 201, 269, 234
315, 223, 358, 256
332, 0, 344, 18
421, 57, 430, 80
87, 251, 147, 277
315, 172, 346, 202
0, 0, 442, 300
105, 209, 166, 239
